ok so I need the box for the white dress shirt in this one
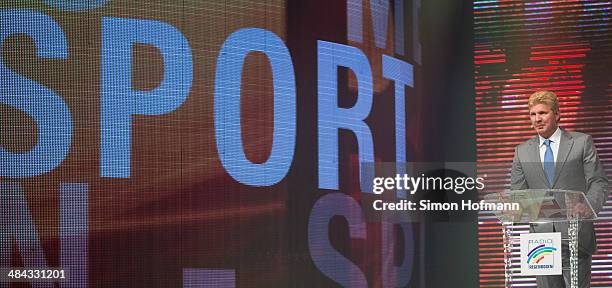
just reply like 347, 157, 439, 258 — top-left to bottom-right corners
538, 127, 561, 167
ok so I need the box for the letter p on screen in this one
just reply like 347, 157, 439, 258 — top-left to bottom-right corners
101, 17, 193, 178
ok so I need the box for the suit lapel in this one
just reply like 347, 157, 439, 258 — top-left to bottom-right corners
527, 137, 548, 185
552, 130, 573, 187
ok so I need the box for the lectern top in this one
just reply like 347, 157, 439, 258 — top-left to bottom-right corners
483, 189, 597, 223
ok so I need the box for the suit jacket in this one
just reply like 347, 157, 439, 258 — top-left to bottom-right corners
511, 129, 609, 255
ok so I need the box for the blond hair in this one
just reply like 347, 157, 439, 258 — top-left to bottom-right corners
528, 90, 559, 112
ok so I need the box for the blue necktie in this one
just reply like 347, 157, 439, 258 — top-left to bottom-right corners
543, 139, 555, 186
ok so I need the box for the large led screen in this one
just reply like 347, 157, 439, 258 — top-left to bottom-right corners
0, 1, 441, 287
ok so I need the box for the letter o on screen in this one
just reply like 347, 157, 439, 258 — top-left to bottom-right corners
214, 28, 296, 186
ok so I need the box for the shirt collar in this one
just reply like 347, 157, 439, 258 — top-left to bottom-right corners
539, 127, 562, 146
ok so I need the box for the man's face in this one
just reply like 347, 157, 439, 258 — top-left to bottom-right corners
529, 103, 559, 139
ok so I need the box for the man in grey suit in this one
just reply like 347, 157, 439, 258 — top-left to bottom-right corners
511, 90, 609, 288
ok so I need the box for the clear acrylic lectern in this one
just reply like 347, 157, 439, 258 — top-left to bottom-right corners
483, 189, 596, 288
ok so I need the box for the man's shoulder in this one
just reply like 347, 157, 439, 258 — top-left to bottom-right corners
564, 130, 591, 141
515, 136, 538, 149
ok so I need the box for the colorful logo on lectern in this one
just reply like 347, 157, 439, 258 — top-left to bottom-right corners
527, 239, 557, 269
520, 232, 562, 275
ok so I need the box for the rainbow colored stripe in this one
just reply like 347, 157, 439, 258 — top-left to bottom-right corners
527, 244, 557, 264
